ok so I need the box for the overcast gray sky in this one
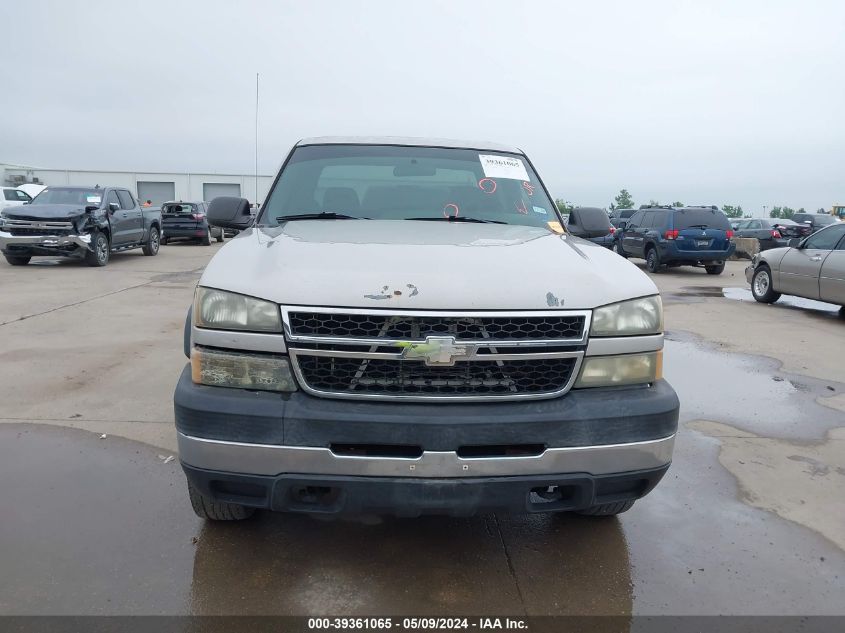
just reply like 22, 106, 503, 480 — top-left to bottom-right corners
2, 0, 843, 214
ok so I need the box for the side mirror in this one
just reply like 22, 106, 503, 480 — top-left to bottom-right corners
207, 196, 253, 229
617, 220, 627, 230
108, 202, 120, 212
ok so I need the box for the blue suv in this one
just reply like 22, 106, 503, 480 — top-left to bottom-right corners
615, 206, 735, 275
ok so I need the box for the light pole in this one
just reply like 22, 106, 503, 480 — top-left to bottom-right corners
763, 205, 768, 218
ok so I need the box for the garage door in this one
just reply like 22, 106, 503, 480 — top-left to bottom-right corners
203, 183, 241, 202
137, 181, 175, 206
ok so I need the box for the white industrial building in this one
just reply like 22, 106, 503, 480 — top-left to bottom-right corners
1, 162, 274, 206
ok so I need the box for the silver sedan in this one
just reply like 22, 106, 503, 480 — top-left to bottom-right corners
746, 222, 845, 309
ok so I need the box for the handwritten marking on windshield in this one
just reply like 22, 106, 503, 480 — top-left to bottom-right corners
478, 178, 497, 194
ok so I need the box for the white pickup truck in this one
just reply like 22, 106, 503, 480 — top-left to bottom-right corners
175, 137, 679, 520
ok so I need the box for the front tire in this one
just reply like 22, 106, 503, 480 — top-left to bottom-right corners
4, 254, 31, 266
187, 481, 255, 521
85, 231, 110, 267
751, 265, 781, 303
645, 247, 661, 273
142, 226, 160, 256
215, 229, 224, 243
705, 262, 725, 275
577, 500, 635, 516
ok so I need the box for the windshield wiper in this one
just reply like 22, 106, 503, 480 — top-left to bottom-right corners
275, 212, 369, 222
405, 216, 508, 225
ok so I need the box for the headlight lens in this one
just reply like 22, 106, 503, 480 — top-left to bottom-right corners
575, 351, 662, 388
194, 287, 281, 332
191, 346, 297, 392
591, 295, 663, 337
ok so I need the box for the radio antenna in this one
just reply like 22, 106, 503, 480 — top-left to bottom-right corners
255, 72, 259, 206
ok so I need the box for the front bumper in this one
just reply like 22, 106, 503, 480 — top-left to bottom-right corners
182, 462, 670, 516
0, 230, 91, 253
174, 366, 678, 514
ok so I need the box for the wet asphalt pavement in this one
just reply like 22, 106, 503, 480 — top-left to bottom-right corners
0, 253, 843, 616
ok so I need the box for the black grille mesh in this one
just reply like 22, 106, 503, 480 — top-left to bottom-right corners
288, 313, 585, 341
294, 356, 577, 397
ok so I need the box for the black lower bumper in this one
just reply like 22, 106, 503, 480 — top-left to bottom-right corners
183, 462, 670, 517
173, 366, 679, 450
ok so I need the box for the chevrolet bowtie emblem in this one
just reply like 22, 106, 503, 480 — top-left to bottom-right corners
397, 336, 475, 366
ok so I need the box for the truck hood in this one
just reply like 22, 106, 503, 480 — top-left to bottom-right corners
199, 221, 658, 310
2, 203, 90, 221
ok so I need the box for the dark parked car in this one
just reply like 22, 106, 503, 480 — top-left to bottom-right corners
565, 207, 615, 248
733, 218, 793, 250
161, 201, 224, 245
609, 208, 636, 229
770, 218, 812, 242
0, 185, 161, 266
616, 205, 735, 275
791, 213, 838, 234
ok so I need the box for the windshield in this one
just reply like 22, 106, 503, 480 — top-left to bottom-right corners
673, 208, 731, 230
259, 144, 560, 230
31, 188, 104, 206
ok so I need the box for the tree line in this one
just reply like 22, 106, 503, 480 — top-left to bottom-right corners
554, 189, 829, 219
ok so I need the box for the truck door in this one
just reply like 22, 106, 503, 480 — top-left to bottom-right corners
105, 190, 128, 245
117, 190, 144, 242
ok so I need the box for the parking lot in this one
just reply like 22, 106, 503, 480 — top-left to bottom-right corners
1, 246, 843, 616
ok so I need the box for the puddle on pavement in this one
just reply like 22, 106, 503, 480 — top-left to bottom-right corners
688, 420, 845, 551
722, 287, 842, 314
664, 334, 844, 439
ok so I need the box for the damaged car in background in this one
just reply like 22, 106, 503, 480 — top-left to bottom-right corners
0, 186, 162, 266
175, 137, 680, 521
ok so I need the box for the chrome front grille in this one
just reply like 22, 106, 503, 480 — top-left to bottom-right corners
3, 219, 74, 236
283, 307, 589, 402
287, 311, 586, 341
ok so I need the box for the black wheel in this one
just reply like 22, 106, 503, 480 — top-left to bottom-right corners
4, 254, 31, 266
187, 481, 255, 521
613, 242, 628, 258
85, 231, 110, 267
201, 227, 212, 246
645, 247, 661, 273
705, 262, 725, 275
751, 265, 781, 304
142, 226, 160, 256
215, 229, 224, 243
577, 500, 635, 516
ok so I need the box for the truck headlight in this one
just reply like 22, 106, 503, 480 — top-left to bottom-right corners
590, 295, 663, 337
191, 346, 297, 392
575, 351, 662, 388
194, 287, 281, 332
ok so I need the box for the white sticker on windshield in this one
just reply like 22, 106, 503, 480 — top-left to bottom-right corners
479, 154, 530, 181
87, 195, 101, 203
532, 206, 548, 215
